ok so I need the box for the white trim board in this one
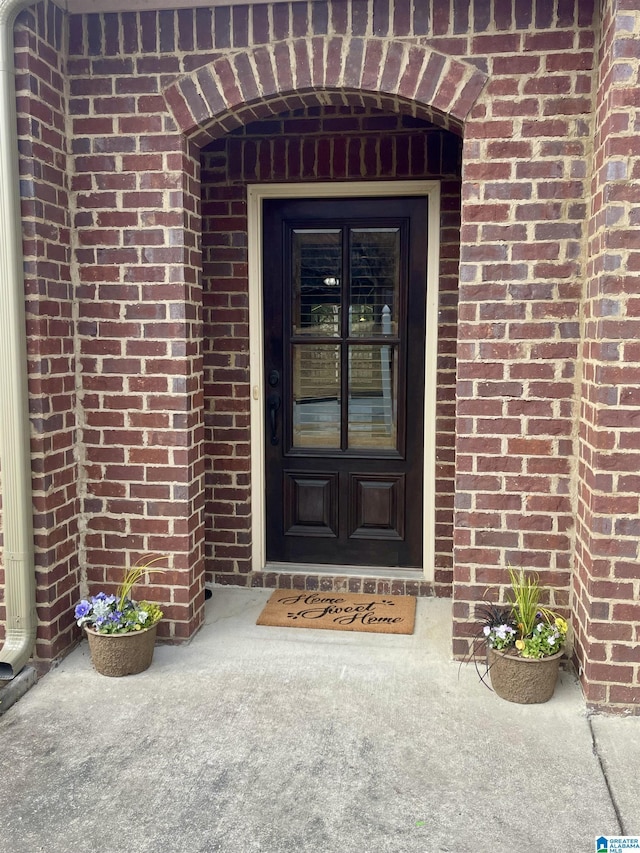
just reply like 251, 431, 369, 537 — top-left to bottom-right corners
247, 180, 441, 582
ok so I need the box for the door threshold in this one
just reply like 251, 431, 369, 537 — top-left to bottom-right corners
264, 562, 425, 581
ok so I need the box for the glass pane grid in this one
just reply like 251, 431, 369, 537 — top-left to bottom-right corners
293, 230, 341, 336
289, 225, 401, 452
293, 344, 341, 449
348, 344, 397, 450
349, 228, 400, 338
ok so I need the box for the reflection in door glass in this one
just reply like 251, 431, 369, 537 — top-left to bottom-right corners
348, 344, 397, 450
349, 229, 399, 337
292, 230, 341, 336
292, 344, 341, 448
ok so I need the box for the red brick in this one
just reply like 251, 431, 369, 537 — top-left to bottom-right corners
585, 662, 635, 683
472, 34, 521, 54
545, 52, 593, 72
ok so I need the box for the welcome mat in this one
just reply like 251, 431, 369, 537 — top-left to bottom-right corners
256, 590, 416, 635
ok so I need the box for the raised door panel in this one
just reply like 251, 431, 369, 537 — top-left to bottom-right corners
284, 472, 338, 538
350, 474, 405, 540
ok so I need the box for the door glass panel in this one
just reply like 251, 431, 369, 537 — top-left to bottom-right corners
349, 228, 400, 337
293, 344, 341, 448
348, 344, 397, 450
292, 229, 341, 336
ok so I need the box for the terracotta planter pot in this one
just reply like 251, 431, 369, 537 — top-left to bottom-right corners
85, 623, 158, 677
487, 646, 563, 704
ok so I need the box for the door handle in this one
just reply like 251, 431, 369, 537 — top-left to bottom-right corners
268, 393, 281, 445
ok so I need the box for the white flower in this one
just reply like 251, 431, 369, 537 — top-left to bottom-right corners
92, 599, 113, 619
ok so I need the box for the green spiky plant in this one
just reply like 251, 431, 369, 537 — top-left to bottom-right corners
506, 567, 562, 644
117, 554, 166, 613
506, 567, 541, 639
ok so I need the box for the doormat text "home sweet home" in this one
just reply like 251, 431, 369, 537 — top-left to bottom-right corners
256, 591, 416, 635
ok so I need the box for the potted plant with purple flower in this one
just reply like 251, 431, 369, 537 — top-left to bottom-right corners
75, 555, 165, 677
473, 568, 569, 704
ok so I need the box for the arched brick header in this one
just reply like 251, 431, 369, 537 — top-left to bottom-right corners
163, 36, 487, 145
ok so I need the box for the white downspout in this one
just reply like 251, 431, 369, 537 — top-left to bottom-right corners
0, 0, 38, 679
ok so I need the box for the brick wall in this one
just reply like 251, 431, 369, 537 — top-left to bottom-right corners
62, 3, 489, 624
5, 0, 640, 711
71, 120, 206, 642
63, 0, 596, 654
573, 0, 640, 713
93, 9, 605, 672
451, 2, 595, 654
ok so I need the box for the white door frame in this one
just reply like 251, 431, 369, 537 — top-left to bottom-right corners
247, 180, 441, 581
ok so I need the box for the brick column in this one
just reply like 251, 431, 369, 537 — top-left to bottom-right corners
452, 14, 594, 655
574, 1, 640, 711
71, 51, 206, 640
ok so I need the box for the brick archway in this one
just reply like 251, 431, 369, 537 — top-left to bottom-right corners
163, 36, 487, 144
159, 34, 484, 634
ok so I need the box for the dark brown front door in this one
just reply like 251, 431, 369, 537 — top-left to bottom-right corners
263, 196, 427, 568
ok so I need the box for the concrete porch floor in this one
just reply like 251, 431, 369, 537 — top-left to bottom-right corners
0, 587, 638, 853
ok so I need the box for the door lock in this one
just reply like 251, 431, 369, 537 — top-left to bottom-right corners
268, 369, 280, 388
